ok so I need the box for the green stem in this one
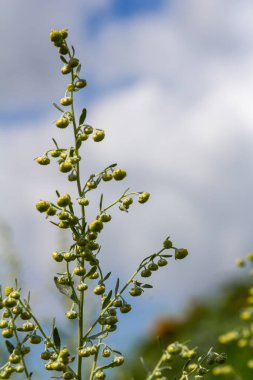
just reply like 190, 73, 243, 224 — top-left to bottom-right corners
69, 63, 86, 380
89, 334, 102, 380
10, 312, 30, 379
102, 191, 137, 213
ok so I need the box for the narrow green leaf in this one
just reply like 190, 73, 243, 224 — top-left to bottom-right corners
5, 340, 14, 354
79, 108, 87, 125
50, 221, 59, 227
56, 190, 60, 197
102, 290, 112, 309
141, 284, 153, 289
52, 102, 64, 113
112, 349, 122, 355
103, 272, 111, 282
115, 278, 120, 296
53, 327, 61, 350
88, 331, 108, 340
71, 45, 75, 56
99, 193, 103, 211
108, 163, 117, 168
76, 63, 81, 76
60, 55, 67, 64
86, 266, 97, 277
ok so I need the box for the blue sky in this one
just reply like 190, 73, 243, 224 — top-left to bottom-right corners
1, 0, 253, 375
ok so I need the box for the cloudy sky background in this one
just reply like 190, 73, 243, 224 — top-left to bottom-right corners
1, 0, 253, 355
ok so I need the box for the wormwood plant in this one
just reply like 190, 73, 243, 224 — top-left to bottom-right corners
0, 29, 226, 380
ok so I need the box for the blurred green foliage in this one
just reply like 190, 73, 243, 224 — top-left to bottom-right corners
114, 278, 253, 379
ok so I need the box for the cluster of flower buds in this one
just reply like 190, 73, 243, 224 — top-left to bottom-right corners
147, 343, 227, 380
0, 286, 45, 379
42, 346, 74, 378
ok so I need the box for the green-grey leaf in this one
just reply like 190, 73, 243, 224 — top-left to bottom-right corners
5, 340, 14, 354
115, 278, 120, 296
79, 108, 87, 125
53, 327, 61, 350
102, 290, 112, 309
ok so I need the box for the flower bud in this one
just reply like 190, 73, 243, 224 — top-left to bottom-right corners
73, 267, 86, 276
58, 221, 70, 229
60, 29, 68, 39
3, 297, 17, 308
4, 286, 13, 296
59, 45, 69, 55
86, 181, 97, 189
9, 354, 21, 364
113, 299, 123, 308
93, 285, 105, 295
175, 248, 188, 260
52, 251, 63, 262
65, 310, 78, 319
112, 169, 127, 181
84, 125, 93, 134
86, 231, 98, 240
123, 197, 133, 207
93, 131, 105, 142
57, 193, 71, 207
80, 133, 88, 141
95, 370, 106, 379
69, 58, 79, 68
2, 329, 13, 338
36, 156, 50, 165
49, 30, 62, 43
61, 65, 72, 75
60, 97, 72, 106
46, 207, 57, 216
88, 271, 99, 280
40, 351, 51, 360
158, 258, 168, 267
113, 356, 124, 366
67, 84, 75, 93
29, 335, 42, 344
148, 263, 159, 271
76, 79, 87, 89
102, 348, 111, 358
167, 343, 181, 355
120, 304, 132, 314
89, 220, 103, 233
141, 269, 152, 278
59, 161, 73, 173
20, 311, 31, 320
99, 214, 112, 223
68, 172, 77, 182
77, 283, 88, 292
22, 322, 35, 332
129, 288, 142, 297
163, 239, 173, 249
102, 173, 112, 181
0, 320, 8, 328
138, 192, 150, 203
36, 201, 50, 213
56, 118, 69, 128
63, 252, 76, 262
78, 197, 89, 206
